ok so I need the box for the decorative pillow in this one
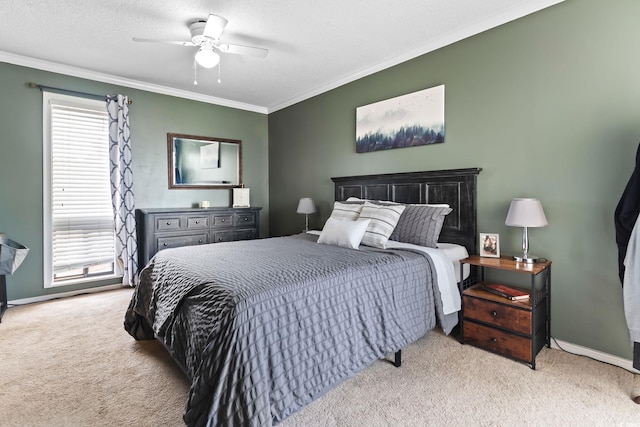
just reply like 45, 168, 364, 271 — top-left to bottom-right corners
359, 202, 406, 248
317, 218, 370, 249
328, 201, 364, 221
389, 205, 453, 248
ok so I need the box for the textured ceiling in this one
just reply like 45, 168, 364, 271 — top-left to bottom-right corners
0, 0, 563, 113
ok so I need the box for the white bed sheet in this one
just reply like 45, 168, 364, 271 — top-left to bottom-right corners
385, 241, 467, 315
437, 242, 471, 283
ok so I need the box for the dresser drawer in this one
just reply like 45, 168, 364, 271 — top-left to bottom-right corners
157, 233, 208, 251
463, 321, 531, 362
463, 295, 531, 335
155, 216, 182, 231
187, 216, 209, 229
211, 231, 236, 243
234, 229, 256, 241
212, 215, 234, 228
237, 213, 256, 227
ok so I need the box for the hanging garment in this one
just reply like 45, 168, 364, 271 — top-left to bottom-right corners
623, 215, 640, 370
615, 143, 640, 285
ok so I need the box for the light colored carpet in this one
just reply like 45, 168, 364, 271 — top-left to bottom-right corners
0, 287, 638, 426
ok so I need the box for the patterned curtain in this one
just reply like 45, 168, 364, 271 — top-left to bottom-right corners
107, 95, 138, 286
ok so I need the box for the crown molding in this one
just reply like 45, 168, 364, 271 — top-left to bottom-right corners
0, 51, 268, 114
2, 0, 563, 115
266, 0, 565, 113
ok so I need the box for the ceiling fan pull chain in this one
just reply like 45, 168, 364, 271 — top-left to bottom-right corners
193, 58, 198, 85
217, 61, 222, 84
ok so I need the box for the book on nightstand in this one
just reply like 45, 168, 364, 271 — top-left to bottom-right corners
481, 283, 530, 301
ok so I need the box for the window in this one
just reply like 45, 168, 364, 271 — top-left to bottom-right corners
43, 92, 118, 288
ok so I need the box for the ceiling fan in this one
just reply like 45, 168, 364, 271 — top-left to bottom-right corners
133, 14, 268, 72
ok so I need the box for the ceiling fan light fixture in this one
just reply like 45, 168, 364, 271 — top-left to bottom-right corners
195, 48, 220, 68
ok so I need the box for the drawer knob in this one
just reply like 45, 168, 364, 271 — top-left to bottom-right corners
490, 337, 497, 343
166, 221, 171, 225
244, 217, 248, 221
221, 218, 226, 222
490, 311, 498, 317
195, 220, 199, 224
163, 243, 168, 247
198, 239, 202, 243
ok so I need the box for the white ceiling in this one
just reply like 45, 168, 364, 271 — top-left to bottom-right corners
0, 0, 563, 114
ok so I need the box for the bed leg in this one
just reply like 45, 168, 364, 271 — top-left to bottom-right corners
394, 350, 402, 367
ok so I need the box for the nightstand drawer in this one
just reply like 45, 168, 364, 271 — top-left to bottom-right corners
463, 321, 531, 362
463, 295, 531, 335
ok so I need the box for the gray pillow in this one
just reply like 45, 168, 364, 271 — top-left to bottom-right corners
389, 205, 452, 248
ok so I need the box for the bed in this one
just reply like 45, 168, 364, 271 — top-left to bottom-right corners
125, 167, 481, 426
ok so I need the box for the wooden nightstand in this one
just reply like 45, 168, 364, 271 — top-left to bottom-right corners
459, 255, 551, 369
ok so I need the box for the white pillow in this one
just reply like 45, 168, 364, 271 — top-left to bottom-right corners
328, 201, 363, 221
317, 218, 371, 249
359, 202, 406, 249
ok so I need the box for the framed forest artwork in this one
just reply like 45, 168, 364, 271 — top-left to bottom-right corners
356, 84, 444, 153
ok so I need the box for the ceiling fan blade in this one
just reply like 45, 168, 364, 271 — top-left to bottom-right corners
132, 37, 196, 47
203, 14, 228, 40
218, 43, 268, 58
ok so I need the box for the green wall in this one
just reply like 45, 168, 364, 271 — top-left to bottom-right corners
2, 0, 639, 362
268, 0, 640, 360
0, 63, 269, 301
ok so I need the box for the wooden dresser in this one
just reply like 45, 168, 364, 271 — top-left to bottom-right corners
136, 207, 261, 267
459, 255, 551, 369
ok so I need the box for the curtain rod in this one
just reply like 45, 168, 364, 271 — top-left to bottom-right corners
26, 82, 133, 105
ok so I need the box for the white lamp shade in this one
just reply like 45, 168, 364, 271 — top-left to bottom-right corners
297, 198, 317, 214
505, 198, 548, 227
195, 48, 220, 68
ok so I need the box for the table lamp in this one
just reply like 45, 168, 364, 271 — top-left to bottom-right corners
505, 198, 548, 263
297, 198, 316, 232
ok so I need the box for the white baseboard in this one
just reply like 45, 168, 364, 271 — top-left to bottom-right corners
8, 284, 126, 306
551, 337, 640, 374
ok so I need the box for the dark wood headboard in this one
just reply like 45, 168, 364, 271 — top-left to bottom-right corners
331, 168, 482, 255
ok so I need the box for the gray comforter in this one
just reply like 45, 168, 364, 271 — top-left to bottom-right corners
125, 233, 442, 426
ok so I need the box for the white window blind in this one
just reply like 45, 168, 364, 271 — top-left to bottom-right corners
44, 93, 115, 285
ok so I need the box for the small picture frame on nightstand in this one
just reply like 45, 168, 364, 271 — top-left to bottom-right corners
480, 233, 500, 258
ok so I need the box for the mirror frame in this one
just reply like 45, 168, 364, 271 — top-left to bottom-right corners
167, 133, 242, 189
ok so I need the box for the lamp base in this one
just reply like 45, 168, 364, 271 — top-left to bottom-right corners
513, 254, 539, 263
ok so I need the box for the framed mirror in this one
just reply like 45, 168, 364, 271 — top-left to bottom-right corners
167, 133, 242, 189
